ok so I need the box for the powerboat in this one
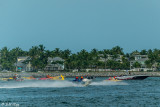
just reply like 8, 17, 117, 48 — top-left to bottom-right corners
82, 78, 92, 86
104, 77, 122, 82
115, 75, 149, 80
72, 78, 92, 86
23, 75, 65, 81
0, 75, 65, 81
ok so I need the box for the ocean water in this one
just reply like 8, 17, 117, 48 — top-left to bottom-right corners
0, 77, 160, 107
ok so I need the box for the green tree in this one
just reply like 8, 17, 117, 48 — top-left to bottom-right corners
133, 62, 141, 68
140, 49, 147, 55
145, 60, 152, 68
0, 47, 14, 70
110, 46, 124, 55
28, 45, 47, 71
102, 49, 110, 70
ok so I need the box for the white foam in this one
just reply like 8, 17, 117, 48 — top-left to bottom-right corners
0, 80, 84, 88
90, 81, 128, 86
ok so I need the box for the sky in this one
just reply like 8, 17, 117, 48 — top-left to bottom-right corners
0, 0, 160, 53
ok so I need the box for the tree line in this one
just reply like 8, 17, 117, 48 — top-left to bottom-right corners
0, 45, 160, 71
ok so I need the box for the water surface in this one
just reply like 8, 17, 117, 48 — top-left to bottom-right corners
0, 77, 159, 107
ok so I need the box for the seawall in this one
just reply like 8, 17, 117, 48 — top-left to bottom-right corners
0, 72, 160, 78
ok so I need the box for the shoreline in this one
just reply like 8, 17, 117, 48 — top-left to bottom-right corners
0, 71, 160, 78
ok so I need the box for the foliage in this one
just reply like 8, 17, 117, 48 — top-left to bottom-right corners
0, 45, 160, 71
133, 62, 141, 68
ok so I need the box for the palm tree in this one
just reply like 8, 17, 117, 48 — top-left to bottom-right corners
38, 44, 45, 52
140, 49, 147, 55
61, 49, 71, 71
10, 47, 26, 63
0, 47, 14, 70
145, 60, 152, 68
121, 56, 130, 70
90, 48, 100, 71
28, 45, 47, 71
111, 46, 124, 55
28, 46, 39, 71
54, 48, 62, 57
133, 62, 141, 68
45, 50, 51, 58
131, 50, 140, 55
102, 49, 110, 70
76, 49, 89, 71
61, 49, 71, 59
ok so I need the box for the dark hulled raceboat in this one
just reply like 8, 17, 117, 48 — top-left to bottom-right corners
115, 75, 149, 80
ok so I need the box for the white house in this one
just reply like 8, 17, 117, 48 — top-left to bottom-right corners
44, 57, 65, 71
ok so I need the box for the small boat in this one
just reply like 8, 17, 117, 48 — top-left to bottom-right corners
0, 78, 10, 81
104, 79, 122, 82
115, 75, 149, 80
23, 76, 36, 80
0, 77, 24, 81
104, 77, 122, 82
8, 78, 24, 81
39, 78, 50, 80
50, 75, 65, 80
22, 75, 65, 81
38, 75, 65, 81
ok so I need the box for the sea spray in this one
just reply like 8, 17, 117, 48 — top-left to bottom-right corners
0, 80, 84, 88
90, 81, 128, 86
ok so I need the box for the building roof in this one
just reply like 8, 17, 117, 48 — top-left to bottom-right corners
46, 64, 63, 67
17, 56, 30, 62
133, 55, 148, 57
130, 58, 148, 63
48, 57, 64, 62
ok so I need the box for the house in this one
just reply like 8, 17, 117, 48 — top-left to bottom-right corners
44, 57, 65, 71
130, 55, 150, 71
130, 55, 148, 67
99, 54, 113, 62
115, 55, 124, 62
15, 56, 32, 72
99, 54, 124, 63
134, 55, 148, 61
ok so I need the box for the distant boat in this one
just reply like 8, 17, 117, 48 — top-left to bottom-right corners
115, 75, 149, 80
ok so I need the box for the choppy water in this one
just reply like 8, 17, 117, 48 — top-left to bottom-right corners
0, 77, 160, 107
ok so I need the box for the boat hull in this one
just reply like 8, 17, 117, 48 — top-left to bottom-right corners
115, 75, 149, 80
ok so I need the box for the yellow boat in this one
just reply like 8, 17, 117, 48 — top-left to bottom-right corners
50, 75, 65, 80
104, 79, 122, 82
0, 75, 65, 81
22, 75, 65, 81
0, 78, 9, 81
22, 76, 36, 80
0, 77, 14, 81
0, 77, 23, 81
104, 77, 122, 82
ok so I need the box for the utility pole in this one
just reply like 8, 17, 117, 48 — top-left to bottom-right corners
130, 61, 132, 70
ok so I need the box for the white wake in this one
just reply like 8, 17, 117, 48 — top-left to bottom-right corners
90, 81, 128, 86
0, 80, 84, 88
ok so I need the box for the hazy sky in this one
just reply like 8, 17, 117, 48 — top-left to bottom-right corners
0, 0, 160, 53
